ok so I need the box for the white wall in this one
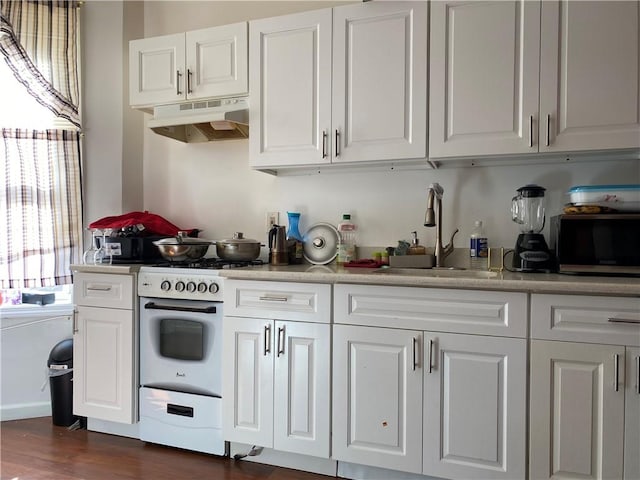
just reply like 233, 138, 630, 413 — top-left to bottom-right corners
84, 1, 639, 255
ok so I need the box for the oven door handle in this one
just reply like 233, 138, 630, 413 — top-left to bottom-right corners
144, 302, 217, 314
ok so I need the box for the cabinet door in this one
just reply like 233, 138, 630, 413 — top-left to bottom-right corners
73, 306, 136, 423
332, 325, 423, 474
530, 340, 625, 480
273, 321, 330, 458
185, 23, 248, 101
332, 2, 427, 163
423, 333, 526, 479
129, 33, 186, 107
625, 347, 640, 480
539, 1, 640, 152
249, 9, 332, 168
222, 317, 274, 448
429, 1, 540, 158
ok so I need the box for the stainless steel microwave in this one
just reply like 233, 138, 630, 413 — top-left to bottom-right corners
550, 214, 640, 275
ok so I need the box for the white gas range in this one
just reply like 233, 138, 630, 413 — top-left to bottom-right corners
137, 263, 235, 455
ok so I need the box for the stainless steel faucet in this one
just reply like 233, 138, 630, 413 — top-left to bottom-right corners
424, 183, 459, 267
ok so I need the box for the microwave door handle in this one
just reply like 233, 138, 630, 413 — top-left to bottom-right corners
143, 302, 217, 314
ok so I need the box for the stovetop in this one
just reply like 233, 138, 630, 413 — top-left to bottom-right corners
149, 258, 264, 269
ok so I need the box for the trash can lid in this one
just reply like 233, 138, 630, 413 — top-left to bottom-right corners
48, 338, 73, 367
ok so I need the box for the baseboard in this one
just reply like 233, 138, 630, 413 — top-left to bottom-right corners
87, 418, 140, 439
1, 402, 51, 421
230, 442, 338, 477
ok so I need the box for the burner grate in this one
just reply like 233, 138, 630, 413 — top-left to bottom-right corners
152, 258, 264, 269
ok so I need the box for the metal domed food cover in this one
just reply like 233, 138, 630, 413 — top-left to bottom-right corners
303, 223, 340, 265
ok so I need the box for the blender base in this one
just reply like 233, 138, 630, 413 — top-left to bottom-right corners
512, 233, 555, 272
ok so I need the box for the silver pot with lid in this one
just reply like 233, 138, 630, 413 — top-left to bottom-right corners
216, 232, 262, 261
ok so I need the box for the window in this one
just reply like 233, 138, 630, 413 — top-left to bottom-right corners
0, 2, 82, 289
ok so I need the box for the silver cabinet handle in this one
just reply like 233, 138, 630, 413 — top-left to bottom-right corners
73, 308, 78, 334
636, 356, 640, 395
176, 70, 182, 95
259, 295, 288, 302
528, 115, 533, 147
335, 129, 340, 157
322, 130, 328, 158
264, 324, 271, 356
277, 326, 286, 357
187, 69, 193, 94
87, 285, 112, 292
545, 114, 550, 146
614, 354, 620, 392
412, 337, 418, 371
427, 339, 434, 374
608, 317, 640, 324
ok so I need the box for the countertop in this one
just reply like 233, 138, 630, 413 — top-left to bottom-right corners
218, 264, 640, 296
69, 263, 640, 296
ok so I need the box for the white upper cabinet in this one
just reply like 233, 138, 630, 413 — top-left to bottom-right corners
539, 1, 640, 152
430, 0, 640, 159
429, 1, 541, 158
249, 9, 332, 168
249, 2, 427, 169
129, 23, 248, 108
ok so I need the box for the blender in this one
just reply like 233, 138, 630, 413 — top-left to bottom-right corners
511, 184, 554, 272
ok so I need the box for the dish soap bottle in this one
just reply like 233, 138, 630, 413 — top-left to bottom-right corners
286, 212, 304, 264
337, 213, 357, 265
470, 220, 488, 270
408, 231, 426, 255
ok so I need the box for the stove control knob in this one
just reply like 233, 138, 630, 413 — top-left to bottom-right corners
161, 280, 171, 291
175, 281, 185, 292
197, 282, 208, 293
186, 282, 196, 293
209, 283, 219, 294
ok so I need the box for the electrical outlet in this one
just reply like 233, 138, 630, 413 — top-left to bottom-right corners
266, 211, 279, 230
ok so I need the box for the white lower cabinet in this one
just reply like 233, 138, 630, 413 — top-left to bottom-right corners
529, 294, 640, 480
222, 280, 331, 458
423, 333, 526, 479
72, 271, 137, 424
332, 284, 528, 479
530, 340, 625, 480
332, 325, 423, 474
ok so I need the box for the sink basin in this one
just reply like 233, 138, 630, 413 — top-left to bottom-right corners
373, 267, 499, 279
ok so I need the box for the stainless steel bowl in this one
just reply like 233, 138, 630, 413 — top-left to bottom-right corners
153, 237, 213, 262
216, 232, 262, 261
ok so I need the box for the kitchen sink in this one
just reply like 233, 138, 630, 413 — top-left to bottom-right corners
373, 267, 499, 279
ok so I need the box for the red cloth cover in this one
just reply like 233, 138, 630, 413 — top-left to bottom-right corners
88, 211, 192, 236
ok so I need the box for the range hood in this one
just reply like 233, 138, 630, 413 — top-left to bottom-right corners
147, 97, 249, 143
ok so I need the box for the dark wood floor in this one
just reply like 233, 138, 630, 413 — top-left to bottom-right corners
1, 417, 333, 480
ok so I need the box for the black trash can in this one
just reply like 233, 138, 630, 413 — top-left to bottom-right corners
48, 338, 76, 426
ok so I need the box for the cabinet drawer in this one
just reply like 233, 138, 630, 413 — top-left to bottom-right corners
223, 280, 331, 323
74, 273, 134, 310
334, 284, 527, 337
531, 294, 640, 346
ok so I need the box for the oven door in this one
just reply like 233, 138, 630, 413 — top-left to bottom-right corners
140, 297, 223, 396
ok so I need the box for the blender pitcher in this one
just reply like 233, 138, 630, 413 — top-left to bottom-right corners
511, 184, 546, 233
510, 184, 554, 272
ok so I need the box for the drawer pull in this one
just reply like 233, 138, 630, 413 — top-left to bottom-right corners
87, 285, 112, 292
636, 356, 640, 395
264, 324, 271, 356
167, 403, 193, 418
277, 326, 286, 357
412, 337, 418, 371
73, 309, 78, 334
258, 295, 288, 302
427, 339, 434, 374
614, 354, 620, 392
608, 317, 640, 324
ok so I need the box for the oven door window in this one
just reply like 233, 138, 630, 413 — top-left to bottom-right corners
160, 319, 204, 361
